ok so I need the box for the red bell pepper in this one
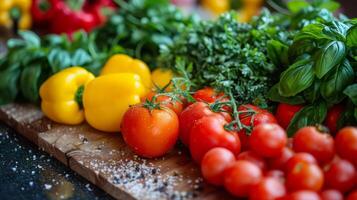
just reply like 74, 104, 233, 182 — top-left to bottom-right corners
84, 0, 116, 26
31, 0, 61, 26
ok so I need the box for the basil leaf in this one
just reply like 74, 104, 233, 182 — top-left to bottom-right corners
18, 31, 41, 47
288, 39, 315, 61
303, 80, 321, 103
7, 39, 26, 49
355, 107, 357, 122
287, 0, 310, 13
20, 65, 42, 103
320, 59, 354, 104
279, 59, 315, 97
319, 1, 340, 12
48, 49, 72, 73
294, 24, 329, 41
71, 49, 92, 66
267, 40, 289, 67
268, 84, 305, 105
344, 84, 357, 105
287, 102, 328, 137
346, 25, 357, 47
0, 67, 21, 105
314, 41, 346, 79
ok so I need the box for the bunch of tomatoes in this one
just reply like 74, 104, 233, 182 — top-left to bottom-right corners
120, 87, 357, 200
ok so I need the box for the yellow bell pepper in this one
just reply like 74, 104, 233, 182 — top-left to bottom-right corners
0, 0, 32, 29
83, 73, 146, 132
151, 68, 174, 90
202, 0, 230, 16
39, 67, 95, 125
100, 54, 152, 90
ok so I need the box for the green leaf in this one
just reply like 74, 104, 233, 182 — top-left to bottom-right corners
287, 0, 310, 13
303, 80, 321, 103
319, 1, 340, 12
320, 59, 354, 104
71, 49, 92, 66
20, 65, 42, 103
355, 107, 357, 122
346, 25, 357, 47
288, 39, 315, 60
279, 59, 315, 97
267, 40, 289, 67
18, 31, 41, 47
344, 84, 357, 105
314, 41, 346, 79
287, 102, 328, 137
0, 67, 21, 105
267, 84, 305, 105
294, 24, 329, 41
7, 39, 25, 48
48, 49, 72, 73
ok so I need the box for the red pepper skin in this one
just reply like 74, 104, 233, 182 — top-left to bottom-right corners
83, 0, 116, 26
31, 0, 61, 26
50, 1, 97, 36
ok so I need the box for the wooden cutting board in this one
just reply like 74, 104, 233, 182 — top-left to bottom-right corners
0, 103, 234, 200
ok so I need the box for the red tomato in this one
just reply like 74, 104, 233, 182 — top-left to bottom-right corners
347, 191, 357, 200
335, 127, 357, 166
238, 107, 278, 151
286, 163, 324, 192
249, 123, 287, 158
223, 160, 263, 197
143, 92, 184, 115
192, 87, 224, 103
236, 151, 267, 171
324, 159, 356, 193
189, 114, 240, 163
325, 104, 344, 134
293, 126, 335, 165
320, 190, 344, 200
249, 177, 286, 200
201, 147, 236, 186
275, 103, 303, 129
265, 170, 285, 183
179, 102, 231, 146
121, 105, 179, 158
268, 147, 294, 170
285, 153, 317, 173
282, 191, 321, 200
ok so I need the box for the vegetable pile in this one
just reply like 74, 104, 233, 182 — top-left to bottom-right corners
1, 0, 357, 199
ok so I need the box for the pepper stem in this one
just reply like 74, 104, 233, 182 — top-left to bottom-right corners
75, 85, 85, 109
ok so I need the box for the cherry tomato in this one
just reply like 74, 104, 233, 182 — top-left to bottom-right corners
189, 114, 240, 163
192, 87, 223, 103
249, 177, 286, 200
265, 170, 285, 183
236, 151, 267, 171
285, 153, 317, 173
238, 106, 278, 151
335, 127, 357, 166
293, 126, 335, 165
268, 147, 294, 170
320, 189, 343, 200
201, 147, 236, 186
325, 104, 344, 134
347, 191, 357, 200
223, 160, 263, 197
144, 92, 183, 115
286, 163, 324, 192
282, 191, 321, 200
249, 123, 287, 158
324, 159, 356, 193
179, 102, 231, 146
121, 105, 179, 158
275, 103, 303, 129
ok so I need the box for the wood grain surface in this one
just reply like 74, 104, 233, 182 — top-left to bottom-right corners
0, 103, 234, 200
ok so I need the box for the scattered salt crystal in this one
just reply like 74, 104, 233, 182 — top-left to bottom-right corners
44, 184, 52, 190
29, 181, 34, 186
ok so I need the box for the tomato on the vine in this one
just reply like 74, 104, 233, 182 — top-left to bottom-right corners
223, 160, 263, 197
324, 159, 356, 193
236, 150, 267, 171
249, 123, 287, 158
275, 103, 303, 129
286, 163, 324, 192
347, 191, 357, 200
201, 147, 236, 186
335, 127, 357, 166
268, 147, 294, 170
144, 91, 184, 115
285, 153, 317, 173
325, 104, 344, 134
320, 190, 343, 200
189, 114, 240, 163
249, 177, 286, 200
192, 87, 224, 103
179, 102, 231, 146
121, 104, 179, 158
293, 126, 335, 165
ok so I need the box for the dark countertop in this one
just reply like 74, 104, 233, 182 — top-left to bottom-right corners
0, 123, 113, 200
